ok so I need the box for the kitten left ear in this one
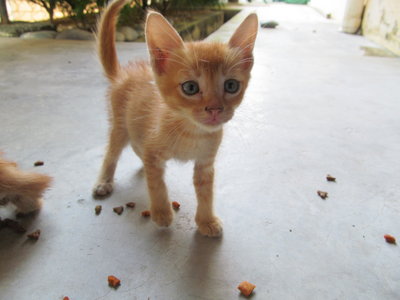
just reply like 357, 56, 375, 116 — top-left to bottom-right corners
228, 13, 258, 69
145, 11, 184, 75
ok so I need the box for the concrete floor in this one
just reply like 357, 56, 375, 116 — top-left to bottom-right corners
1, 4, 400, 300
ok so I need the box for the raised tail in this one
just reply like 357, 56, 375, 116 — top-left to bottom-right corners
97, 0, 128, 81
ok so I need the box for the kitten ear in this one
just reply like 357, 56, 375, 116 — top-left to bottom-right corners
228, 13, 258, 69
145, 11, 184, 75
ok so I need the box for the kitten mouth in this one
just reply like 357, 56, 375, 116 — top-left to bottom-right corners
190, 112, 226, 130
203, 117, 223, 126
191, 116, 223, 131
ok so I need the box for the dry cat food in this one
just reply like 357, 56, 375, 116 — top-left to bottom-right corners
317, 190, 328, 199
63, 297, 70, 300
126, 202, 136, 208
326, 174, 336, 182
108, 275, 121, 288
113, 206, 124, 215
33, 161, 44, 167
141, 210, 151, 217
172, 201, 180, 210
384, 234, 396, 244
237, 281, 256, 297
27, 229, 41, 240
95, 205, 102, 215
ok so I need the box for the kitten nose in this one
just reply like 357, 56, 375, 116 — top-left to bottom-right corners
205, 106, 224, 115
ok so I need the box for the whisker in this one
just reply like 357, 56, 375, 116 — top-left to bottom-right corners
226, 58, 254, 73
154, 57, 191, 70
148, 47, 192, 69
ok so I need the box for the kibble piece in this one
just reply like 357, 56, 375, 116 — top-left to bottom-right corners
33, 161, 44, 167
27, 229, 41, 240
141, 210, 151, 217
172, 201, 180, 210
326, 174, 336, 182
108, 275, 121, 288
384, 234, 396, 244
317, 190, 328, 199
113, 206, 124, 215
95, 205, 102, 215
237, 281, 256, 297
126, 202, 136, 208
63, 297, 70, 300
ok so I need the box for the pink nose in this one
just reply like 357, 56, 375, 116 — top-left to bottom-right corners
205, 106, 224, 115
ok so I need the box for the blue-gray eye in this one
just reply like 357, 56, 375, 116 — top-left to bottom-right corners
224, 79, 240, 94
182, 81, 200, 96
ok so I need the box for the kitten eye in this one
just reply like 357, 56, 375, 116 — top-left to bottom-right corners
224, 79, 240, 94
181, 81, 200, 96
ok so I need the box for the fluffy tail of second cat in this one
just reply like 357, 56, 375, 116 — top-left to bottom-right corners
0, 156, 52, 213
97, 0, 127, 81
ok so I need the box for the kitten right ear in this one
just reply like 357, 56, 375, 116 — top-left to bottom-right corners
229, 13, 258, 70
145, 11, 184, 75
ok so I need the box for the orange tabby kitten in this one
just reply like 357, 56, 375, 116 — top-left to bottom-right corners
0, 154, 52, 214
94, 0, 258, 236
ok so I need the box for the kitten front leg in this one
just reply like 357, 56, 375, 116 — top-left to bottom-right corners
194, 161, 222, 237
144, 155, 173, 227
93, 126, 128, 197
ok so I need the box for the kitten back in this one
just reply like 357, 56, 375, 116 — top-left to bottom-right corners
97, 0, 128, 81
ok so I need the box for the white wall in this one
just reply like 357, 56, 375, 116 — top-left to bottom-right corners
362, 0, 400, 55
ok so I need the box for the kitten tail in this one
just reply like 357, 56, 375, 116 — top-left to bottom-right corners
0, 158, 52, 213
97, 0, 127, 81
0, 168, 52, 200
10, 172, 52, 213
15, 172, 52, 199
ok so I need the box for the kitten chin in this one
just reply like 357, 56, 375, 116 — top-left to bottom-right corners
195, 122, 224, 133
184, 112, 224, 133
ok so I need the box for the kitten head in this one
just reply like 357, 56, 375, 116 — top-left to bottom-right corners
145, 12, 258, 132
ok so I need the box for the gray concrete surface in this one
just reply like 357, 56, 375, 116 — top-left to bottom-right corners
1, 4, 400, 300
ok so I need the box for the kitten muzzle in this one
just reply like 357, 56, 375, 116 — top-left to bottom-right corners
205, 106, 224, 118
204, 106, 224, 125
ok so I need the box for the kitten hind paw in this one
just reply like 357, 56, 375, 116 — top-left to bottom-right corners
197, 217, 223, 237
93, 182, 113, 198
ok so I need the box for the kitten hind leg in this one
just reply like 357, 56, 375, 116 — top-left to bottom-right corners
93, 126, 128, 197
193, 161, 223, 237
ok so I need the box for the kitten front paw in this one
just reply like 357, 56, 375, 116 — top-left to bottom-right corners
151, 206, 173, 227
93, 182, 113, 198
197, 217, 223, 237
